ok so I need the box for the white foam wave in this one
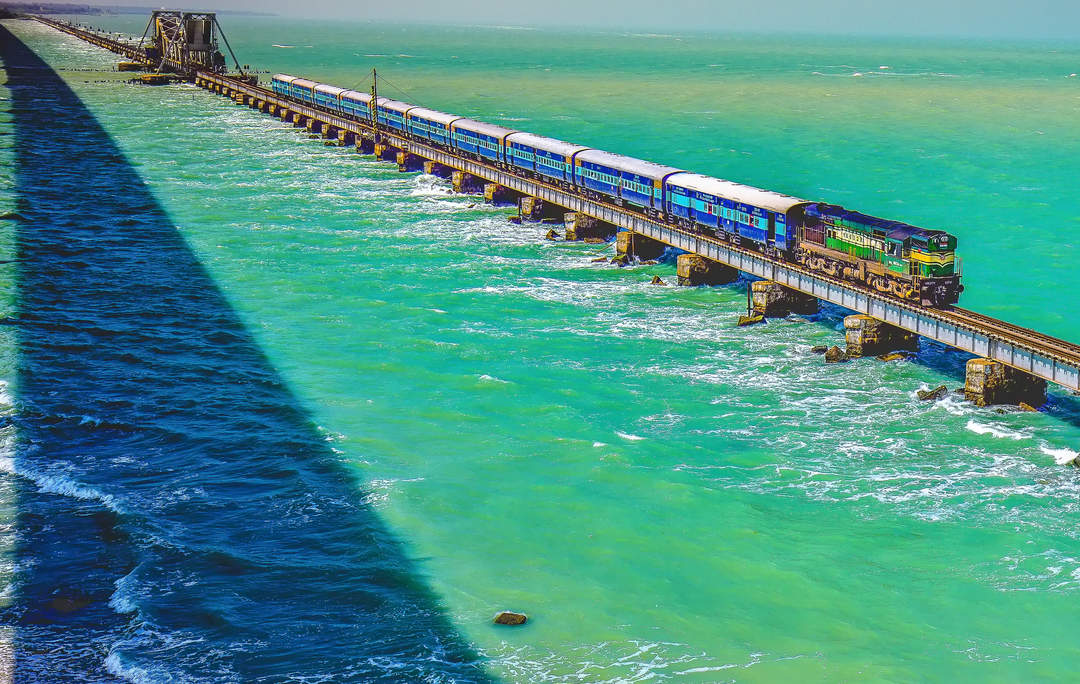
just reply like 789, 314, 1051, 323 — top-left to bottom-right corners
1040, 444, 1079, 466
966, 420, 1031, 441
616, 431, 645, 441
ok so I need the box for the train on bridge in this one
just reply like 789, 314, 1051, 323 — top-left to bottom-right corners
271, 73, 963, 308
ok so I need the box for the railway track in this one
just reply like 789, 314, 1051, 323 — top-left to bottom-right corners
943, 307, 1080, 364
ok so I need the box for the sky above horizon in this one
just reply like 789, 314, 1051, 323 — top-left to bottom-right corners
68, 0, 1080, 39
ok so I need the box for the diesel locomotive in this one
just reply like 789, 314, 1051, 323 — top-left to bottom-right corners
271, 74, 962, 308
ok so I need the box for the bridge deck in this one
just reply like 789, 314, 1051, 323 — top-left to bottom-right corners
26, 16, 1080, 393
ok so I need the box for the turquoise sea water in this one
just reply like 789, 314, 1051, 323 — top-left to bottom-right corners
3, 15, 1080, 681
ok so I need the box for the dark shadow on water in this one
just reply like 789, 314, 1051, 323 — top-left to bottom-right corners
0, 23, 491, 682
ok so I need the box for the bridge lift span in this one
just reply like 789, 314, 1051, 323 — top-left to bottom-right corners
138, 11, 247, 79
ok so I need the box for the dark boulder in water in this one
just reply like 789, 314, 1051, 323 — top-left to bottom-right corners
493, 611, 527, 626
811, 345, 829, 354
917, 385, 948, 401
737, 314, 765, 327
824, 346, 848, 363
649, 275, 665, 285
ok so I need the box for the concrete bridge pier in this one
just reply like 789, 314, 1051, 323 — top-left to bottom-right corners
337, 129, 355, 146
396, 151, 422, 172
564, 212, 616, 242
423, 160, 452, 178
355, 138, 375, 154
844, 315, 919, 358
751, 281, 818, 317
518, 196, 565, 221
964, 359, 1047, 408
614, 230, 667, 264
374, 143, 399, 162
677, 254, 738, 286
452, 171, 483, 194
484, 183, 520, 205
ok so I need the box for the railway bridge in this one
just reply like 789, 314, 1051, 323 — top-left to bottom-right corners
28, 15, 1080, 409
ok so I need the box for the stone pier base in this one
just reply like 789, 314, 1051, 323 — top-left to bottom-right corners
844, 315, 919, 358
751, 281, 818, 317
564, 212, 616, 242
423, 160, 452, 177
452, 171, 483, 194
676, 254, 738, 286
484, 183, 520, 205
374, 143, 398, 162
337, 129, 355, 146
518, 196, 565, 221
355, 138, 375, 155
964, 359, 1047, 407
614, 230, 667, 263
396, 151, 422, 172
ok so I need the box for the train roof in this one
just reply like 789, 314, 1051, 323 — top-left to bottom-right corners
811, 204, 947, 239
406, 107, 460, 126
271, 74, 297, 83
576, 149, 683, 180
340, 90, 371, 103
451, 118, 518, 140
667, 173, 811, 214
314, 83, 346, 96
375, 97, 414, 114
290, 77, 318, 89
504, 132, 589, 158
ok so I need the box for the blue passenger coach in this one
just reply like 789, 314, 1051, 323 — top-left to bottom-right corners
314, 83, 345, 112
339, 90, 372, 120
406, 108, 460, 147
504, 133, 588, 184
375, 98, 413, 132
270, 74, 295, 97
451, 119, 515, 163
288, 77, 318, 104
664, 173, 810, 250
574, 150, 682, 211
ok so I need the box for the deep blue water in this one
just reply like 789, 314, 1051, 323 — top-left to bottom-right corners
0, 24, 488, 682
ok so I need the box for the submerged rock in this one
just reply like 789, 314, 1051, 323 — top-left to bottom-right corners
737, 314, 765, 327
610, 254, 629, 267
877, 352, 909, 362
493, 611, 527, 626
824, 346, 848, 363
591, 256, 609, 263
507, 215, 522, 224
544, 229, 560, 241
649, 275, 665, 285
1018, 402, 1039, 412
810, 345, 829, 354
917, 385, 948, 401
